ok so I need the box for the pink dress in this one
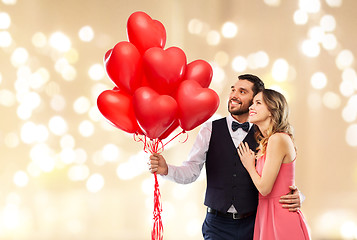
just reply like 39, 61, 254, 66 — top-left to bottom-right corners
253, 154, 310, 240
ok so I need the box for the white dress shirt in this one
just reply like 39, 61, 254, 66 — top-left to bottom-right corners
164, 114, 253, 186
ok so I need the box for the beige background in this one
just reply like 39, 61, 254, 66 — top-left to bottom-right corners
0, 0, 356, 239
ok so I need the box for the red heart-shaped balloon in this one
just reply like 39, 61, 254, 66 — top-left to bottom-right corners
184, 60, 213, 88
127, 11, 166, 54
158, 120, 180, 140
133, 87, 178, 139
143, 47, 187, 95
105, 41, 143, 94
176, 80, 220, 131
97, 90, 139, 134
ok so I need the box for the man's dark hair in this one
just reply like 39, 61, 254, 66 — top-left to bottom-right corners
238, 74, 265, 96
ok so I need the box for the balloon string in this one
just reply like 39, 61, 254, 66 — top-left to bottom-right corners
135, 137, 163, 240
156, 130, 187, 153
133, 131, 189, 240
151, 172, 163, 240
134, 130, 188, 154
151, 141, 163, 240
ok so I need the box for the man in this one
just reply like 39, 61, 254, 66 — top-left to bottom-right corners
149, 74, 302, 239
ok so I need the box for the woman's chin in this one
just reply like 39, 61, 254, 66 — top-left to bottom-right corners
248, 117, 256, 124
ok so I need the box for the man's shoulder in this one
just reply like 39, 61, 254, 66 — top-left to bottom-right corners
210, 117, 228, 131
212, 117, 227, 123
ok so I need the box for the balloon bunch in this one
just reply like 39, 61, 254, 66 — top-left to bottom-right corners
97, 11, 220, 240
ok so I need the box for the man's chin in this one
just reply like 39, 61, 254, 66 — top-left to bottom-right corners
229, 108, 249, 116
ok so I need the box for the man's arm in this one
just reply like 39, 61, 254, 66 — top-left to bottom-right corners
148, 121, 212, 184
279, 186, 304, 212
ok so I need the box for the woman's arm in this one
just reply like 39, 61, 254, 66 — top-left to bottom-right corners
238, 133, 288, 196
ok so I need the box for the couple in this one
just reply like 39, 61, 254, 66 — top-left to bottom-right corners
149, 74, 310, 239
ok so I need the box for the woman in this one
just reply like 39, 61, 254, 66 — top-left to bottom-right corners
237, 89, 310, 240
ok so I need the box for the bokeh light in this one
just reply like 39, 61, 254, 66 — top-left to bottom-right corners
116, 151, 148, 180
60, 148, 76, 165
50, 94, 66, 111
11, 47, 29, 67
2, 0, 17, 4
336, 50, 354, 70
214, 51, 229, 67
65, 49, 79, 64
264, 0, 281, 6
68, 165, 90, 181
322, 33, 337, 50
311, 72, 327, 89
320, 15, 336, 32
206, 30, 220, 46
322, 91, 341, 109
0, 12, 11, 29
32, 32, 47, 48
101, 144, 120, 162
232, 56, 247, 72
78, 26, 94, 42
49, 32, 71, 52
0, 30, 12, 47
29, 143, 56, 172
73, 96, 91, 114
325, 0, 342, 7
13, 171, 29, 187
0, 89, 16, 107
293, 9, 308, 25
48, 116, 68, 136
346, 124, 357, 147
78, 120, 94, 137
188, 18, 204, 35
301, 39, 320, 57
272, 58, 289, 82
221, 21, 238, 38
342, 105, 357, 123
299, 0, 321, 13
86, 173, 104, 193
88, 63, 105, 81
308, 26, 325, 43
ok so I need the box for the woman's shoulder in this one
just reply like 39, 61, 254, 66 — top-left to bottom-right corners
267, 133, 295, 162
268, 132, 293, 147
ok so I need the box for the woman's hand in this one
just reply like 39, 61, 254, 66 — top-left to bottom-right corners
237, 142, 256, 172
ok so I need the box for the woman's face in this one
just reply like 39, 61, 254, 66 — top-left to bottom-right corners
248, 92, 271, 125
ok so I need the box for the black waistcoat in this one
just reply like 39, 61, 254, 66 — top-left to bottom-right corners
204, 117, 258, 214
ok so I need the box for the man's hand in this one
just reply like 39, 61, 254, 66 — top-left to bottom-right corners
279, 186, 303, 212
148, 153, 168, 175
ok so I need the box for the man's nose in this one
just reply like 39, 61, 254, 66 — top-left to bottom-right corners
231, 92, 239, 99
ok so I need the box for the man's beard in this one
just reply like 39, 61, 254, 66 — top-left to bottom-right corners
228, 100, 251, 116
229, 106, 249, 116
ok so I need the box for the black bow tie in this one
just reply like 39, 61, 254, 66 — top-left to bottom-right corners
232, 121, 250, 132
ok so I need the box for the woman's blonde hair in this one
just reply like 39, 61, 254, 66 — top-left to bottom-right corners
255, 89, 294, 155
